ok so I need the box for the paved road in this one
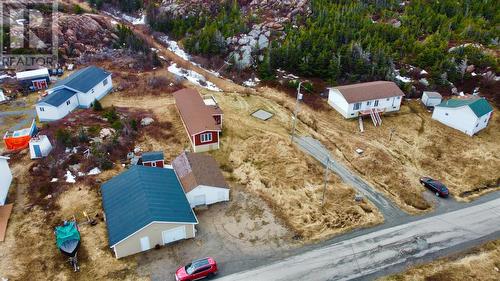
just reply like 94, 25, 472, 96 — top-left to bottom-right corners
217, 197, 500, 281
294, 136, 407, 221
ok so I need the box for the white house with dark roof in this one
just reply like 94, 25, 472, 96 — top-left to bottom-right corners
0, 156, 12, 206
327, 81, 405, 119
36, 66, 112, 122
172, 151, 229, 208
432, 97, 493, 136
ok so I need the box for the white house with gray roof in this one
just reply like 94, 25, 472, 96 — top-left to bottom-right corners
36, 66, 112, 122
432, 97, 493, 136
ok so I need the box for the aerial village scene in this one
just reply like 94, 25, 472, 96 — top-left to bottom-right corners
0, 1, 499, 281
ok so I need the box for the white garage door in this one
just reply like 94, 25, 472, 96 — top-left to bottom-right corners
162, 226, 187, 245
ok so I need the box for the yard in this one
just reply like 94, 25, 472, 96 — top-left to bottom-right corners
259, 86, 500, 213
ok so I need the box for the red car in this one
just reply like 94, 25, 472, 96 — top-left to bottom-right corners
175, 257, 218, 281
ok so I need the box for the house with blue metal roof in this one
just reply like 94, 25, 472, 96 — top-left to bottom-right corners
432, 97, 493, 136
101, 165, 198, 259
36, 66, 112, 122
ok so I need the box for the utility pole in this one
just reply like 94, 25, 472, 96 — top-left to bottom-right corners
322, 156, 330, 206
291, 81, 305, 143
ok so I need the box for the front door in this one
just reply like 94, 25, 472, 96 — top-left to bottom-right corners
140, 236, 150, 251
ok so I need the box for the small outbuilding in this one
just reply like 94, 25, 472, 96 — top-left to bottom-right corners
16, 68, 50, 91
29, 135, 53, 159
138, 151, 164, 168
172, 151, 230, 208
101, 166, 198, 259
432, 97, 493, 136
0, 156, 13, 206
421, 91, 442, 107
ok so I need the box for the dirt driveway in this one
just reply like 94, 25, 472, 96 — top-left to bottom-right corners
135, 188, 296, 280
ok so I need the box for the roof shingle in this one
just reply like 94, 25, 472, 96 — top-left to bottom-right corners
331, 81, 405, 103
101, 166, 197, 246
173, 89, 221, 136
172, 151, 229, 193
54, 66, 110, 93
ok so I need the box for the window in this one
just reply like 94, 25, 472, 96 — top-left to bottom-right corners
39, 107, 45, 112
374, 100, 379, 107
103, 78, 108, 86
91, 89, 94, 94
151, 162, 156, 167
445, 113, 449, 116
200, 133, 212, 143
386, 98, 390, 101
353, 103, 361, 110
476, 123, 479, 127
396, 96, 400, 99
366, 101, 371, 106
66, 100, 71, 105
484, 118, 487, 123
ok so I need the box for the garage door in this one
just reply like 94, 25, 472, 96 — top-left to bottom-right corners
162, 226, 187, 245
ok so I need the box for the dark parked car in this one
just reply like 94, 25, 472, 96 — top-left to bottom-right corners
175, 257, 218, 281
420, 177, 449, 197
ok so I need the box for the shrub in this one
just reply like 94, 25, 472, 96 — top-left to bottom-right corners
78, 127, 89, 143
55, 128, 73, 147
73, 4, 85, 14
103, 106, 118, 123
92, 99, 103, 111
111, 120, 123, 131
130, 119, 138, 131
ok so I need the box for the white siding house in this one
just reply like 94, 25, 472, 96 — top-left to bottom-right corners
432, 97, 493, 136
172, 151, 230, 208
36, 66, 112, 122
327, 81, 405, 118
0, 156, 13, 206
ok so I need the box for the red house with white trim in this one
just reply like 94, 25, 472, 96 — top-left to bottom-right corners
173, 89, 223, 152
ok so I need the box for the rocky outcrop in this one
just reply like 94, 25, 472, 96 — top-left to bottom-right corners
56, 13, 117, 57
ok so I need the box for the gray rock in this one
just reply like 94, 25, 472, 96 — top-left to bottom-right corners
258, 34, 269, 49
141, 117, 155, 126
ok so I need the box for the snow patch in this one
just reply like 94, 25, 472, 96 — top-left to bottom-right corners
243, 77, 260, 87
395, 75, 412, 83
87, 167, 102, 176
50, 178, 58, 183
65, 171, 76, 183
168, 63, 222, 92
159, 35, 190, 61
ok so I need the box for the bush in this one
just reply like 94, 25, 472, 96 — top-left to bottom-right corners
55, 128, 73, 147
103, 106, 118, 123
111, 120, 123, 131
73, 4, 85, 14
78, 127, 89, 143
92, 99, 103, 111
130, 119, 138, 131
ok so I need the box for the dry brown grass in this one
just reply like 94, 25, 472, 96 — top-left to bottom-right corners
259, 87, 500, 212
207, 91, 383, 241
0, 155, 144, 281
380, 240, 500, 281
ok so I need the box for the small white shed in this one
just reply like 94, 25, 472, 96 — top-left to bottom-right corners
422, 91, 442, 107
0, 156, 13, 206
29, 135, 53, 159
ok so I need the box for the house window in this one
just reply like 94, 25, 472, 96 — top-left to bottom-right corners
374, 100, 379, 106
366, 101, 371, 106
39, 107, 45, 112
484, 118, 487, 123
91, 89, 95, 94
386, 98, 390, 101
200, 133, 212, 143
476, 123, 479, 127
103, 78, 108, 86
445, 113, 448, 116
396, 96, 400, 99
151, 162, 156, 167
66, 100, 71, 105
353, 103, 361, 110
